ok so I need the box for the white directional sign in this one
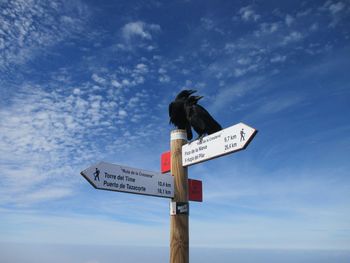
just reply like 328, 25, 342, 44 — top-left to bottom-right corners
81, 162, 174, 198
182, 122, 257, 166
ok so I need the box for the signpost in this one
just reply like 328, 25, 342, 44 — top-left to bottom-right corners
80, 122, 257, 263
170, 130, 189, 263
81, 161, 174, 198
182, 122, 257, 166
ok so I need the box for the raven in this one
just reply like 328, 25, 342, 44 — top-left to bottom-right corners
169, 90, 196, 140
185, 95, 222, 141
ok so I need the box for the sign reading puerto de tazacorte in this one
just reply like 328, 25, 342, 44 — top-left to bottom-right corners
182, 122, 257, 167
81, 162, 174, 198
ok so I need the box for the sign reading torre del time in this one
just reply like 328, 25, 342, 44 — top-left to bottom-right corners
81, 162, 174, 198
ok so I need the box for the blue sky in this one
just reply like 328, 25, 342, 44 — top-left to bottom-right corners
0, 0, 350, 262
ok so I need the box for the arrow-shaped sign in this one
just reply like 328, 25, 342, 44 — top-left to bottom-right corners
182, 122, 257, 166
81, 162, 174, 198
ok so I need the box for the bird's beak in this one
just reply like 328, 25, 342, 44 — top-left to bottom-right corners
195, 95, 204, 101
189, 90, 197, 95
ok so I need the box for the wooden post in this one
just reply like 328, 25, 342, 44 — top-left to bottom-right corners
170, 129, 189, 263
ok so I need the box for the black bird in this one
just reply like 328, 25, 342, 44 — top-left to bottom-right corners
169, 90, 196, 140
185, 95, 222, 141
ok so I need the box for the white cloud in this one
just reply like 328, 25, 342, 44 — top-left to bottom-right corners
159, 75, 170, 83
134, 63, 148, 74
0, 59, 165, 205
310, 23, 319, 31
296, 8, 312, 17
118, 109, 128, 118
158, 68, 167, 74
233, 64, 258, 77
111, 79, 122, 88
157, 66, 171, 83
73, 88, 81, 95
239, 6, 260, 22
328, 1, 346, 14
0, 82, 113, 205
0, 209, 170, 245
282, 31, 303, 45
321, 1, 349, 27
122, 79, 131, 86
270, 54, 287, 63
0, 0, 88, 71
255, 22, 279, 36
224, 43, 236, 53
233, 68, 246, 77
237, 58, 252, 65
256, 95, 303, 114
285, 14, 295, 26
210, 77, 264, 114
201, 17, 215, 30
22, 187, 74, 204
189, 159, 350, 249
122, 21, 161, 41
91, 73, 106, 84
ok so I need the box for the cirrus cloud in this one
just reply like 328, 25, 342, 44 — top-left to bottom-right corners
122, 21, 161, 41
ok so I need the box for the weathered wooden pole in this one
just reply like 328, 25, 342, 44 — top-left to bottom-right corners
170, 129, 189, 263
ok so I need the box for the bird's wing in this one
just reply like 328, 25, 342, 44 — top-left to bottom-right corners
190, 107, 207, 133
194, 104, 222, 134
168, 102, 174, 124
168, 102, 173, 117
207, 118, 222, 134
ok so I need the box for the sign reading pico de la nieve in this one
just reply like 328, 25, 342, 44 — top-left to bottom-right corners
182, 122, 257, 166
